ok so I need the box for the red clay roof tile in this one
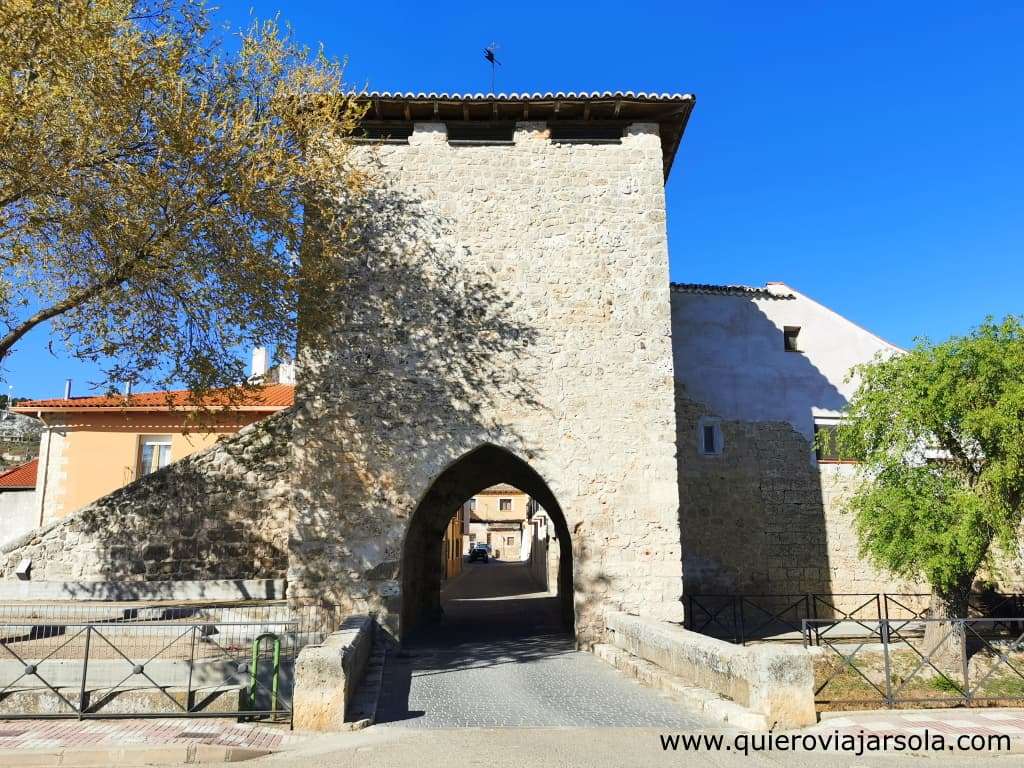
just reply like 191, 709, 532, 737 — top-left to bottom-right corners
0, 458, 37, 489
13, 384, 294, 412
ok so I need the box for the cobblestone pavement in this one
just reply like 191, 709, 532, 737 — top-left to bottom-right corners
375, 560, 713, 729
0, 717, 297, 751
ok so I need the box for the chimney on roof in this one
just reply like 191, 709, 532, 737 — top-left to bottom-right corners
251, 347, 268, 380
124, 381, 133, 397
63, 379, 72, 399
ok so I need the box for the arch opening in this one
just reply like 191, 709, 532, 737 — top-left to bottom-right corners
400, 444, 574, 640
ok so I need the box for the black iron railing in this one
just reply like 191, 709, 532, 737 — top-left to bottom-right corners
805, 617, 1024, 709
0, 601, 343, 641
0, 614, 308, 722
684, 593, 936, 644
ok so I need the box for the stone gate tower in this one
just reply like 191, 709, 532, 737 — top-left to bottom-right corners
0, 92, 696, 649
289, 92, 696, 645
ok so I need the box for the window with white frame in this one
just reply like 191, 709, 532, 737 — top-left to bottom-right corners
138, 435, 172, 476
697, 417, 723, 456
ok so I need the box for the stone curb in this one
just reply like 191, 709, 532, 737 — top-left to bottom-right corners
0, 743, 271, 767
592, 643, 768, 731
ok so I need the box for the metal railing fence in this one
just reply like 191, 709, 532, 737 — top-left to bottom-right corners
805, 617, 1024, 709
685, 592, 933, 644
0, 600, 340, 627
0, 601, 347, 722
0, 617, 300, 721
685, 592, 1024, 645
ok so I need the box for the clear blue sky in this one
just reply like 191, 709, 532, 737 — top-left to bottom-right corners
8, 1, 1022, 398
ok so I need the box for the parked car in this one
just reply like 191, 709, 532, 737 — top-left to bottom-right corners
468, 543, 489, 563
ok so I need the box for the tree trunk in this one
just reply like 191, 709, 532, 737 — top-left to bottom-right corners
924, 574, 974, 660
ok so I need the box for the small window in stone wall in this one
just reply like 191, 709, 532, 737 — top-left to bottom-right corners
548, 123, 624, 144
446, 122, 516, 145
352, 122, 413, 144
703, 425, 716, 452
697, 417, 723, 457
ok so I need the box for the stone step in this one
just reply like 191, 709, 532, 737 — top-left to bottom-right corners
591, 643, 768, 731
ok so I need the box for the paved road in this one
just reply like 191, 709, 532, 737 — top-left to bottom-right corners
374, 560, 711, 729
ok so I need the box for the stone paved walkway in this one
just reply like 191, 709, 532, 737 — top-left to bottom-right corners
376, 560, 714, 729
0, 717, 297, 752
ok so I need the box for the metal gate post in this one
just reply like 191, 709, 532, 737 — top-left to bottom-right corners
880, 619, 894, 708
289, 625, 296, 730
78, 625, 92, 719
185, 625, 197, 713
960, 620, 971, 705
736, 598, 745, 645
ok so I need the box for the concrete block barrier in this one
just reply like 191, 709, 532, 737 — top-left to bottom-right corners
293, 614, 374, 731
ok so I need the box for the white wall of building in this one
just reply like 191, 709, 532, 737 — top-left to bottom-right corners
0, 489, 38, 547
670, 283, 901, 444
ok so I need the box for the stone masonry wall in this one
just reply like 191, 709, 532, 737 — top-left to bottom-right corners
676, 390, 921, 602
0, 122, 684, 647
0, 411, 293, 584
676, 385, 1024, 611
289, 122, 684, 645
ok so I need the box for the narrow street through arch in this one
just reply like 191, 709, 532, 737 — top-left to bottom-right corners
374, 559, 712, 729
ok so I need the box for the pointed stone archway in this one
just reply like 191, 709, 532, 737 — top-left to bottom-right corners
400, 444, 573, 638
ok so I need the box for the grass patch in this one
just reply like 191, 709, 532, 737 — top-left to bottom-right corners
928, 674, 963, 694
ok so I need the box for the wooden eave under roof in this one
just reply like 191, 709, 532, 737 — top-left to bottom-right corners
351, 91, 696, 180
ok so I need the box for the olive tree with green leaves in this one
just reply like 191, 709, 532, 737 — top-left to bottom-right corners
836, 316, 1024, 651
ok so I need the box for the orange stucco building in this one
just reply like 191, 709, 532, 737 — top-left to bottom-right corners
464, 484, 534, 560
13, 385, 293, 527
441, 506, 466, 580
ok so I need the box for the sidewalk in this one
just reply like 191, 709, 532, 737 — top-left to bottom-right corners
0, 718, 301, 766
801, 707, 1024, 750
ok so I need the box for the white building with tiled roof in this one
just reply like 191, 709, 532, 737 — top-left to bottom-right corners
0, 458, 38, 547
669, 281, 917, 602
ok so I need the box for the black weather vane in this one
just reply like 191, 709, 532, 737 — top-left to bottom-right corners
483, 43, 501, 93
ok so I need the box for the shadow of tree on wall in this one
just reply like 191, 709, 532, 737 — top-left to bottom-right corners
673, 294, 846, 625
289, 155, 555, 629
0, 149, 551, 620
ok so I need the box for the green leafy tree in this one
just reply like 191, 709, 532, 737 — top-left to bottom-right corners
0, 0, 365, 400
836, 316, 1024, 649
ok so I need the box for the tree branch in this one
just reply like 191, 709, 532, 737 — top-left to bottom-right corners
0, 268, 132, 362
